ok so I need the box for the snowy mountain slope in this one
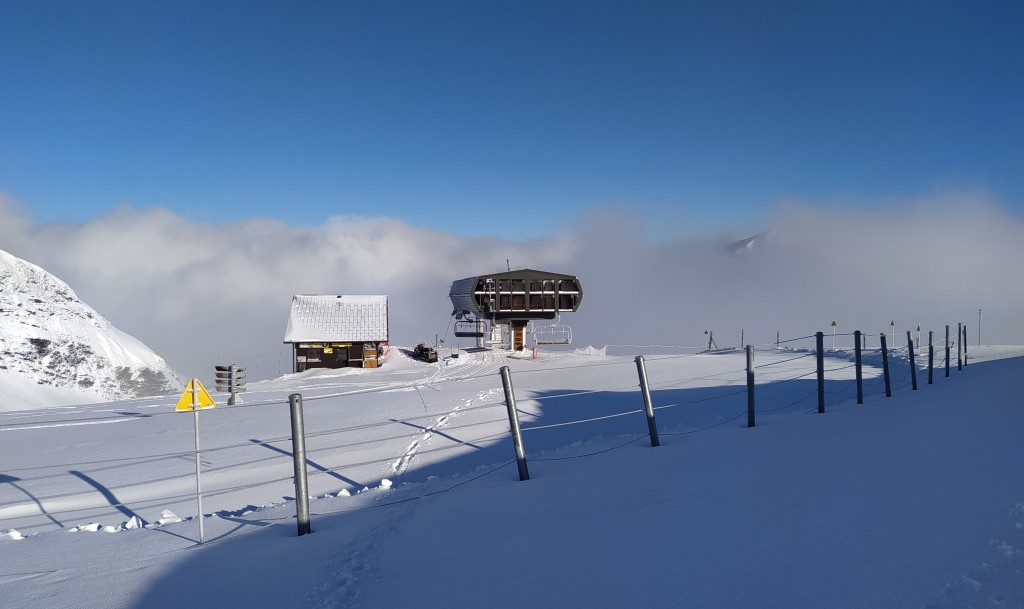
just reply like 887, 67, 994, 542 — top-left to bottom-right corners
729, 231, 769, 254
0, 249, 182, 409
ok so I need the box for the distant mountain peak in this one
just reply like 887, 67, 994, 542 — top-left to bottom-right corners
729, 232, 769, 255
0, 249, 182, 408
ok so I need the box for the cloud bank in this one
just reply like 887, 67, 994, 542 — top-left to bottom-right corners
1, 193, 1021, 380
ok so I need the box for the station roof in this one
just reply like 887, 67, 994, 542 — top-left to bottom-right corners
449, 268, 583, 321
453, 268, 578, 283
283, 295, 388, 343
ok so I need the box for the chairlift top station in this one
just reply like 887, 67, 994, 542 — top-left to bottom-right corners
449, 268, 583, 320
449, 268, 583, 349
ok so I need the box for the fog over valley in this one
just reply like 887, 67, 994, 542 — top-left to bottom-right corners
1, 192, 1020, 379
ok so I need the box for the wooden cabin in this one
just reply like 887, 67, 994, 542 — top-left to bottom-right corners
283, 295, 388, 372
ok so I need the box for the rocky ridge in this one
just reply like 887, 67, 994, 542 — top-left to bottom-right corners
0, 249, 181, 406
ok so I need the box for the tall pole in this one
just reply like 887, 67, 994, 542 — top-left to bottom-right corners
928, 330, 934, 385
881, 334, 891, 398
962, 324, 968, 366
907, 331, 917, 391
635, 356, 660, 446
957, 322, 963, 371
191, 383, 205, 544
745, 345, 756, 427
854, 330, 863, 404
945, 325, 951, 378
500, 367, 530, 481
289, 394, 311, 536
816, 332, 825, 413
978, 309, 982, 346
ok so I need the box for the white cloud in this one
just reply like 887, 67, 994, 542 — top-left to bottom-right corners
562, 193, 1024, 351
1, 192, 1020, 379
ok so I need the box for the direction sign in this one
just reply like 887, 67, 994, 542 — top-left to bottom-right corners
176, 378, 216, 411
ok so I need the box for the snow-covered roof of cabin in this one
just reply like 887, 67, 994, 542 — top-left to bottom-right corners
283, 295, 388, 343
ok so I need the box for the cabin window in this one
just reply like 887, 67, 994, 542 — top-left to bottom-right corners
530, 294, 555, 310
511, 295, 526, 310
511, 279, 526, 292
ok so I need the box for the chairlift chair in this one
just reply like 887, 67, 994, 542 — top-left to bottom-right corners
534, 315, 573, 345
454, 319, 486, 338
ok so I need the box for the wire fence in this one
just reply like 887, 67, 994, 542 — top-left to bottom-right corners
1, 323, 982, 537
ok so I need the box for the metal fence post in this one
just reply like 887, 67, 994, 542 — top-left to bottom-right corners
962, 324, 968, 366
634, 356, 660, 446
881, 333, 891, 398
854, 330, 863, 404
906, 331, 918, 391
928, 330, 934, 385
746, 345, 756, 427
289, 393, 311, 536
816, 332, 825, 413
499, 366, 530, 481
945, 325, 951, 378
957, 322, 963, 371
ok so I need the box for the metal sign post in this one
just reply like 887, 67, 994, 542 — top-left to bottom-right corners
175, 378, 216, 544
192, 393, 204, 544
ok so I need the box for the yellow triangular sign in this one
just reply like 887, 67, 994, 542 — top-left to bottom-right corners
176, 378, 216, 411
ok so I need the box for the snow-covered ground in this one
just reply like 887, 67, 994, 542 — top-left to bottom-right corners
1, 343, 1022, 608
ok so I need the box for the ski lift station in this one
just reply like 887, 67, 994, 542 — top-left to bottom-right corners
449, 269, 583, 350
283, 295, 389, 372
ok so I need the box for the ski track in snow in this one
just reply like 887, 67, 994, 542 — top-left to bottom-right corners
390, 386, 503, 476
0, 417, 141, 432
305, 499, 415, 609
385, 348, 504, 476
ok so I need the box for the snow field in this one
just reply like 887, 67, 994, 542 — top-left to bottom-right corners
1, 345, 1022, 609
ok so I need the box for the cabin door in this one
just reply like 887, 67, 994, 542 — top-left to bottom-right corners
322, 346, 349, 368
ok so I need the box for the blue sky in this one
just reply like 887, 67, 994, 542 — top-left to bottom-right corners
1, 1, 1022, 238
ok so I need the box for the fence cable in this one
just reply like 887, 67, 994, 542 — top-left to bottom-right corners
660, 410, 748, 435
524, 409, 644, 432
754, 352, 816, 369
532, 435, 648, 461
5, 320, 970, 530
652, 387, 749, 411
756, 387, 818, 413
